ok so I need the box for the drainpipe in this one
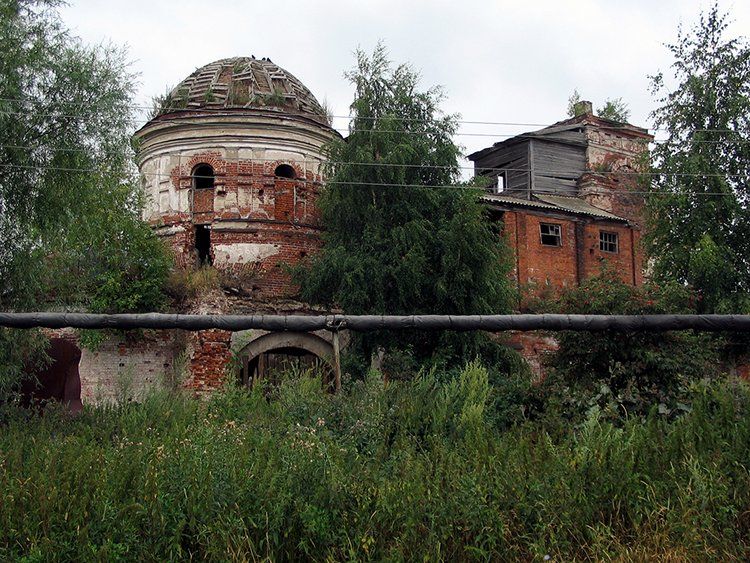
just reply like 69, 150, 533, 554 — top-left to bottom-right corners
630, 227, 637, 285
575, 219, 586, 285
514, 212, 521, 291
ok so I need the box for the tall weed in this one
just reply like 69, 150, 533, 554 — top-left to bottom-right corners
0, 365, 748, 560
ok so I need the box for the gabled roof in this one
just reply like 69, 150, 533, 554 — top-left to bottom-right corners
481, 193, 628, 223
536, 113, 651, 139
468, 112, 652, 162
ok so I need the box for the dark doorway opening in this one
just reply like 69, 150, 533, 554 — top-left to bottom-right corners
241, 347, 333, 390
21, 337, 83, 413
195, 225, 212, 265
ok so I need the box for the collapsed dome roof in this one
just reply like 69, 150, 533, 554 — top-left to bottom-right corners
155, 56, 329, 123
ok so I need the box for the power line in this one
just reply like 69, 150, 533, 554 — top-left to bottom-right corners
0, 109, 606, 140
0, 96, 600, 128
6, 94, 750, 140
0, 162, 743, 196
1, 149, 749, 180
0, 109, 573, 139
3, 107, 747, 145
3, 97, 750, 146
5, 97, 750, 142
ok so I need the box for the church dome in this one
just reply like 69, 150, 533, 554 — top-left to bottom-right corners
156, 56, 328, 122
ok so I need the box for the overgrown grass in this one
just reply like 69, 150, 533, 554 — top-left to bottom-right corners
1, 365, 750, 561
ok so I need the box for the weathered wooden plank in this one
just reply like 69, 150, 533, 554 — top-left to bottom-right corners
473, 141, 528, 170
534, 176, 578, 195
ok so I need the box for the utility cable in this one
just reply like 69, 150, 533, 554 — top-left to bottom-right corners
0, 162, 743, 196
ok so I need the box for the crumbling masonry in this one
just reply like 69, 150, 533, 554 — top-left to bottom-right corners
41, 63, 655, 404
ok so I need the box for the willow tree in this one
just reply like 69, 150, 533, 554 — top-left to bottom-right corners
297, 44, 515, 374
0, 0, 171, 400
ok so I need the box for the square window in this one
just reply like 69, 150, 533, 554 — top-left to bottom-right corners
540, 223, 562, 246
599, 231, 619, 253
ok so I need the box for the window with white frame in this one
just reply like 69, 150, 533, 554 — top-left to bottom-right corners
540, 223, 562, 246
599, 230, 619, 253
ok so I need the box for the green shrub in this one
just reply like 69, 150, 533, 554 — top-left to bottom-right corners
546, 268, 720, 420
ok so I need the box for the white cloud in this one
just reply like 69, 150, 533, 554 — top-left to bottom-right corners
60, 0, 750, 158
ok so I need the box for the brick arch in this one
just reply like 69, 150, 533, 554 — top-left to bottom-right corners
171, 153, 228, 190
264, 159, 303, 179
185, 153, 226, 175
236, 331, 334, 386
238, 332, 333, 365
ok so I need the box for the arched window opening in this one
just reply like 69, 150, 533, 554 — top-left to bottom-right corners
192, 164, 215, 190
274, 164, 296, 179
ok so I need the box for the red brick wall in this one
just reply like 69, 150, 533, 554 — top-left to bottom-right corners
209, 225, 322, 298
153, 152, 325, 298
504, 211, 578, 293
187, 329, 232, 395
503, 210, 642, 298
579, 174, 646, 229
580, 222, 642, 286
506, 331, 558, 380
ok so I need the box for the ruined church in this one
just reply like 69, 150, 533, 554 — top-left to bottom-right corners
42, 57, 650, 406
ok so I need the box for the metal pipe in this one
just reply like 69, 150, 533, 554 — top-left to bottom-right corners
1, 312, 750, 332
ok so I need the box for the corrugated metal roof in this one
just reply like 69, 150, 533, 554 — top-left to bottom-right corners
481, 193, 627, 222
481, 194, 559, 211
534, 195, 626, 221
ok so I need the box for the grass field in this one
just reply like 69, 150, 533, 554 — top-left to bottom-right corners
1, 364, 749, 561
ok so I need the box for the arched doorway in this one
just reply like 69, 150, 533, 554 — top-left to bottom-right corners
237, 332, 334, 389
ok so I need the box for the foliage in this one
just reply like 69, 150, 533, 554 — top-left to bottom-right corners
597, 97, 631, 122
566, 89, 631, 122
646, 2, 750, 314
0, 329, 48, 406
76, 198, 171, 315
149, 86, 189, 118
567, 88, 582, 116
166, 264, 264, 306
166, 265, 222, 305
545, 268, 719, 420
295, 43, 516, 373
0, 1, 171, 395
1, 366, 749, 560
262, 89, 287, 107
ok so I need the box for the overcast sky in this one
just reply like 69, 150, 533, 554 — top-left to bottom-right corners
60, 0, 750, 158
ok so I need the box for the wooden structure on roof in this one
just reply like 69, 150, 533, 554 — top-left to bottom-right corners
468, 112, 651, 199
